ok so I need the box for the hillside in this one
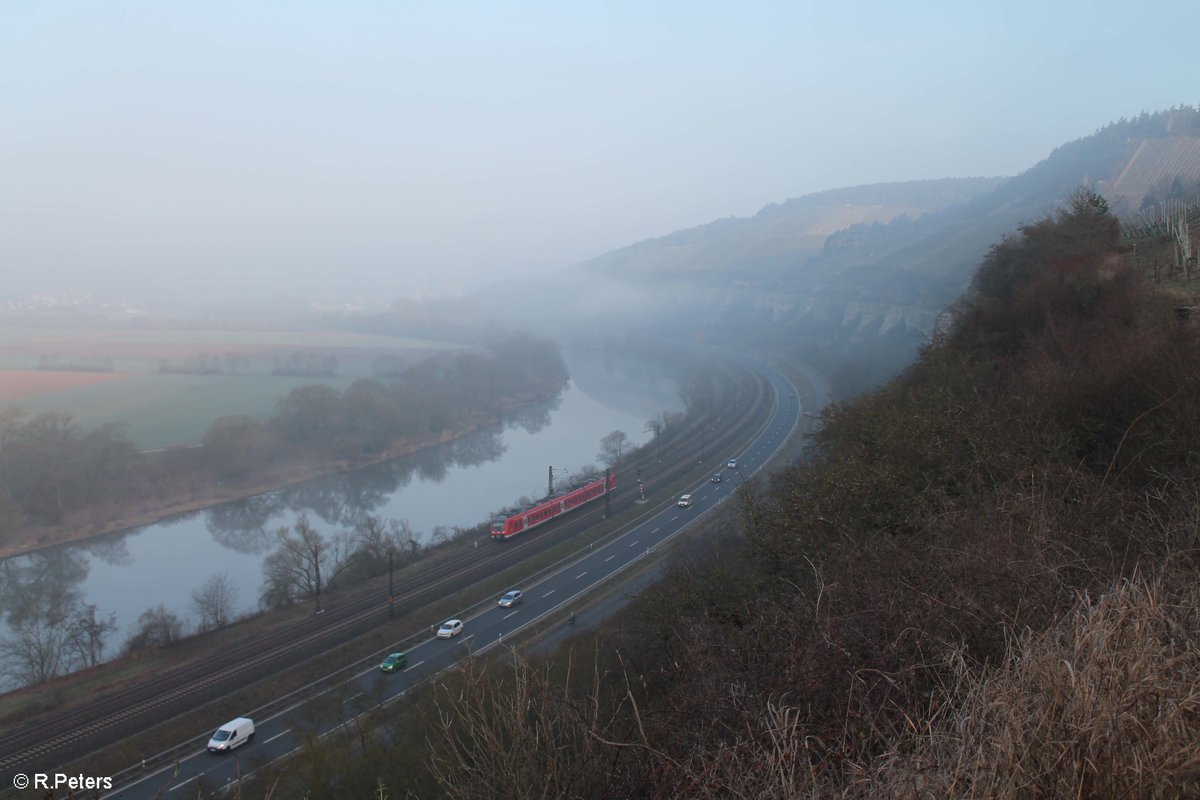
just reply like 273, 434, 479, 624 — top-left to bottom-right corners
500, 108, 1200, 392
262, 189, 1200, 799
583, 178, 1003, 281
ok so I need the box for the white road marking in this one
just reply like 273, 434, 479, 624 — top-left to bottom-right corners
629, 540, 639, 547
543, 589, 556, 597
409, 660, 425, 669
503, 610, 519, 619
576, 571, 587, 579
265, 730, 289, 745
604, 554, 615, 562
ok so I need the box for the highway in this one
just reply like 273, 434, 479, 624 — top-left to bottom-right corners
0, 359, 765, 787
106, 362, 802, 799
20, 362, 804, 799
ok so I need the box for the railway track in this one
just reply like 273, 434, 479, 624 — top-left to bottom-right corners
0, 361, 772, 777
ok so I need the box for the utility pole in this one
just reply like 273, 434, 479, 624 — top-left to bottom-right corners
549, 465, 554, 498
604, 467, 612, 518
388, 548, 394, 618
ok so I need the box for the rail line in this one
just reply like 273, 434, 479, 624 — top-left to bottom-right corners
0, 361, 771, 776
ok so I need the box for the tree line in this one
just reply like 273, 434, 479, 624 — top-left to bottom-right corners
0, 333, 567, 546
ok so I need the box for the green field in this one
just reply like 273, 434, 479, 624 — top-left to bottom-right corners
0, 325, 470, 449
8, 372, 367, 449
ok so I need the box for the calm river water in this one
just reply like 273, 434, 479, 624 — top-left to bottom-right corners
0, 348, 682, 687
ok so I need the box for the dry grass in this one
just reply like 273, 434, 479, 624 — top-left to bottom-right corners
644, 570, 1200, 800
854, 570, 1200, 799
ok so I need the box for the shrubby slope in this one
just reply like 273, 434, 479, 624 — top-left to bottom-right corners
375, 191, 1200, 799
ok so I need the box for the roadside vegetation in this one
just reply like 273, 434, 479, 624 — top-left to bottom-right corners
248, 190, 1200, 798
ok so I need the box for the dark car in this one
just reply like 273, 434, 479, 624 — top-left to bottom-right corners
379, 652, 407, 672
711, 474, 722, 483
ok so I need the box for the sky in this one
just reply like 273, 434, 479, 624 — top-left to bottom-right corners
2, 0, 1199, 314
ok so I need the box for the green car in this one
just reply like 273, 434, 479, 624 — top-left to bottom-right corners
379, 652, 407, 672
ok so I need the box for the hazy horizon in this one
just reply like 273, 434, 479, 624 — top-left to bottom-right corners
3, 0, 1198, 315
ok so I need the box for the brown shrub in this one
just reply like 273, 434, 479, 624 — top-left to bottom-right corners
861, 570, 1200, 799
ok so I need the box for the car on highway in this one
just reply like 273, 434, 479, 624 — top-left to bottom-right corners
726, 458, 738, 469
379, 652, 407, 672
437, 619, 464, 638
498, 589, 524, 607
677, 494, 694, 507
711, 473, 722, 483
207, 717, 255, 753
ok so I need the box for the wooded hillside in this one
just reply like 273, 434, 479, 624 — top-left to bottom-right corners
273, 190, 1200, 798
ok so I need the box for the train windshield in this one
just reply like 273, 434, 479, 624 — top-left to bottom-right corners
490, 517, 506, 532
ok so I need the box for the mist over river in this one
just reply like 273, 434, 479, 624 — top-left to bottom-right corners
0, 347, 682, 688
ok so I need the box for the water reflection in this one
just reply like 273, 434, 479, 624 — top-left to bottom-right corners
201, 388, 557, 545
0, 351, 680, 690
83, 536, 133, 568
0, 549, 89, 627
0, 550, 93, 685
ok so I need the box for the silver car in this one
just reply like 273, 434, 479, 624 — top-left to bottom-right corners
437, 619, 464, 638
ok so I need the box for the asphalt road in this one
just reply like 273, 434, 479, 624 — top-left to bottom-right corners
49, 363, 804, 800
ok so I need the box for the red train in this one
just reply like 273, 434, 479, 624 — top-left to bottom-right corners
490, 472, 617, 540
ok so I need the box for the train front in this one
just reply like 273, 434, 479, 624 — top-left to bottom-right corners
490, 514, 509, 540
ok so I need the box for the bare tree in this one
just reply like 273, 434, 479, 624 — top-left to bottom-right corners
645, 411, 684, 459
598, 430, 630, 467
573, 463, 602, 483
260, 515, 350, 612
191, 573, 239, 632
124, 604, 185, 653
0, 489, 24, 535
66, 603, 117, 668
355, 517, 420, 564
645, 417, 664, 462
0, 596, 74, 685
338, 516, 423, 583
430, 525, 456, 546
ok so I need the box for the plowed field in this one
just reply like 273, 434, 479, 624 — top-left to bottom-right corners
0, 370, 130, 403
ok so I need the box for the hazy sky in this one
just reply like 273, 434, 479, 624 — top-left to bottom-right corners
3, 0, 1198, 312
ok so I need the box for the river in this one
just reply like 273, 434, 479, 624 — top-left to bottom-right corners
0, 347, 682, 689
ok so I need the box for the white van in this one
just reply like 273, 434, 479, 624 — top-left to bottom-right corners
207, 717, 255, 753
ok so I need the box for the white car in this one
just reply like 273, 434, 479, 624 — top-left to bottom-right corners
437, 619, 464, 638
677, 494, 694, 507
726, 458, 738, 469
207, 717, 255, 753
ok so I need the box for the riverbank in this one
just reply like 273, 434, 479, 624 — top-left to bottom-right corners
1, 385, 563, 560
